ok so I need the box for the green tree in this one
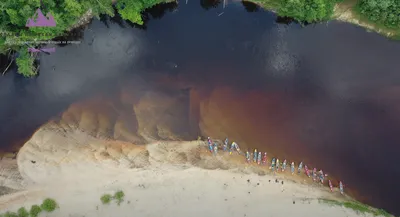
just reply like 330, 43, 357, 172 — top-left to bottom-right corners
278, 0, 341, 23
357, 0, 400, 29
17, 207, 29, 217
116, 0, 145, 24
15, 47, 36, 77
116, 0, 165, 24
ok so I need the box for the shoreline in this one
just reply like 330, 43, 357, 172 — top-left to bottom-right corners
2, 0, 399, 77
243, 0, 398, 39
0, 129, 395, 216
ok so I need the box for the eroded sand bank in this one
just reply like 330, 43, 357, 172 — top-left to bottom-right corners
0, 122, 388, 217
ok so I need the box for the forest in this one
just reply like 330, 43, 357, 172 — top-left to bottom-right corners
356, 0, 400, 29
1, 0, 400, 77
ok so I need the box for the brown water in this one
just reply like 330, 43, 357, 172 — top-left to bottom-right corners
1, 1, 400, 215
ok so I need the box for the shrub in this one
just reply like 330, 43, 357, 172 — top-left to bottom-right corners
29, 205, 42, 217
40, 198, 58, 212
3, 212, 18, 217
100, 194, 112, 204
113, 190, 125, 205
16, 207, 29, 217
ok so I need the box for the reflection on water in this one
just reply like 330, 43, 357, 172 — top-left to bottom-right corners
1, 1, 400, 215
241, 1, 259, 12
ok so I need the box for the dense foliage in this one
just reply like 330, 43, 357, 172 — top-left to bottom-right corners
0, 0, 166, 77
116, 0, 166, 24
277, 0, 343, 23
15, 47, 36, 77
357, 0, 400, 29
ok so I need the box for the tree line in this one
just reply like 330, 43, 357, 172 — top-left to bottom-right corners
356, 0, 400, 29
277, 0, 344, 23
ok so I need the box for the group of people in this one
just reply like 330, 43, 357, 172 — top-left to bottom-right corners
205, 137, 345, 195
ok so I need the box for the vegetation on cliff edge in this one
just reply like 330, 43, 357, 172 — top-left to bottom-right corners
319, 198, 393, 217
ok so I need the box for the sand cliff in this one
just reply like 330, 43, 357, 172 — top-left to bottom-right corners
0, 119, 387, 217
0, 79, 394, 216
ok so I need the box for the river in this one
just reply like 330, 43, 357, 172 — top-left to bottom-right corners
1, 1, 400, 215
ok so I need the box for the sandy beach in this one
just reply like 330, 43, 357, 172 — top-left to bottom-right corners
0, 122, 391, 217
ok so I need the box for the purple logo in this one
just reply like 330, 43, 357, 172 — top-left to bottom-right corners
26, 8, 56, 27
28, 47, 56, 53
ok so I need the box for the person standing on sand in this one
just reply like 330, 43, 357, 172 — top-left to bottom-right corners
298, 162, 303, 174
236, 143, 241, 154
245, 150, 251, 163
253, 149, 257, 162
271, 158, 276, 171
319, 170, 325, 183
329, 180, 333, 192
224, 138, 229, 151
282, 159, 287, 172
208, 140, 213, 153
339, 181, 344, 194
291, 162, 295, 174
213, 142, 218, 154
262, 152, 267, 165
304, 165, 309, 177
312, 168, 317, 181
230, 142, 237, 155
276, 159, 280, 172
257, 152, 262, 165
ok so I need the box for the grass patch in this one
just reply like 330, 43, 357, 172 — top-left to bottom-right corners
113, 190, 125, 205
100, 194, 113, 204
319, 199, 392, 217
29, 205, 42, 217
40, 198, 58, 212
100, 191, 125, 206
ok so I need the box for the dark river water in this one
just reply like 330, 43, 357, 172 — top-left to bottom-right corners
1, 1, 400, 215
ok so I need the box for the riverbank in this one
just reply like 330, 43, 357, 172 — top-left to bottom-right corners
0, 130, 394, 217
246, 0, 400, 39
333, 1, 400, 39
2, 0, 400, 77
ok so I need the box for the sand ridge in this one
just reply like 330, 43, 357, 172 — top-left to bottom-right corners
0, 122, 389, 216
